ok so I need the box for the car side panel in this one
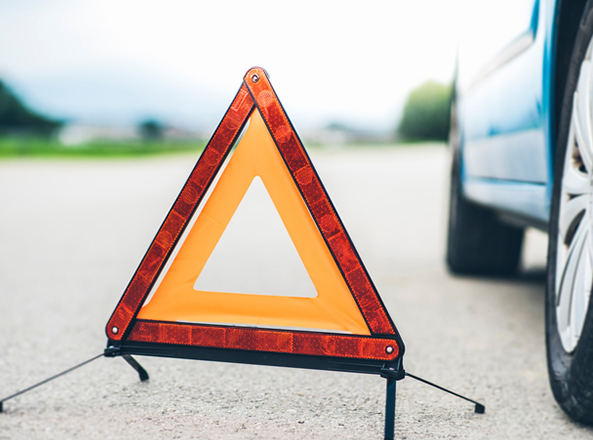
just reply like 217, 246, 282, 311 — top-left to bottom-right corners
457, 0, 558, 225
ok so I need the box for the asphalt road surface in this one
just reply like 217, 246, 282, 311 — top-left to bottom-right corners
1, 145, 592, 439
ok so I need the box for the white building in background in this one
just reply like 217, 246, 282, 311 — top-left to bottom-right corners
303, 123, 393, 146
58, 124, 139, 145
58, 123, 203, 145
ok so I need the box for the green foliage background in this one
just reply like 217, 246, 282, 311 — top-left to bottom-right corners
0, 137, 205, 158
0, 81, 61, 136
398, 81, 452, 141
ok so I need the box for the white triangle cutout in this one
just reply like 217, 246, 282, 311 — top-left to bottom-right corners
193, 176, 318, 298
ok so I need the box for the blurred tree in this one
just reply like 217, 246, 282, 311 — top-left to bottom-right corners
138, 119, 165, 141
0, 80, 61, 137
397, 81, 452, 141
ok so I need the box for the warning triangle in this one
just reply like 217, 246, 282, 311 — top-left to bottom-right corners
193, 176, 318, 298
106, 67, 403, 366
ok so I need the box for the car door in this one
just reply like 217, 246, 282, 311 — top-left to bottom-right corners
457, 0, 550, 224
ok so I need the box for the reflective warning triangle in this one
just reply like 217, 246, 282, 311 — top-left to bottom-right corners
106, 67, 404, 366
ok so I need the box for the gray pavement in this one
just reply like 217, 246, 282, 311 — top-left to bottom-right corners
1, 145, 592, 439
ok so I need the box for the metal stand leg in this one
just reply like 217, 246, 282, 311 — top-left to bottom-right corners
404, 372, 484, 413
122, 355, 149, 382
384, 375, 396, 440
0, 352, 104, 413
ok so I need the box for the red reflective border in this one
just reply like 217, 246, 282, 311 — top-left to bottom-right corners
107, 67, 400, 355
128, 320, 399, 361
243, 68, 395, 335
106, 85, 255, 341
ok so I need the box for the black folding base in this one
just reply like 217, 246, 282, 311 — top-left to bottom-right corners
0, 342, 484, 440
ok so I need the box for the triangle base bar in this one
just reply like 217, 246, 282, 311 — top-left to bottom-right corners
110, 339, 402, 376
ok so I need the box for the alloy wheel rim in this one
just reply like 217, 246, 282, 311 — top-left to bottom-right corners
556, 41, 593, 353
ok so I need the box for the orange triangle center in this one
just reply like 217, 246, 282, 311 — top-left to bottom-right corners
137, 112, 370, 335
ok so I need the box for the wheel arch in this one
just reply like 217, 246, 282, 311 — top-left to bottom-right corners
551, 0, 589, 162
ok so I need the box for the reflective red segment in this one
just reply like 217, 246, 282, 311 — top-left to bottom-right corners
106, 85, 255, 341
128, 320, 399, 361
243, 67, 395, 335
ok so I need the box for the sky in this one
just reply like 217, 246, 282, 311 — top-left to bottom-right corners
0, 0, 535, 134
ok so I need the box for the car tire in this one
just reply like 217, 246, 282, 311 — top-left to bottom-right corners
546, 1, 593, 424
446, 124, 524, 276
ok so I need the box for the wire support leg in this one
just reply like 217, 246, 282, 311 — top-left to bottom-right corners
405, 372, 485, 413
0, 352, 104, 413
384, 375, 396, 440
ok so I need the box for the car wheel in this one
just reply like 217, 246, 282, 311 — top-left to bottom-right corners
446, 113, 524, 276
547, 3, 593, 424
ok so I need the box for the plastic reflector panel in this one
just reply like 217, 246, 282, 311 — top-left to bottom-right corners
129, 320, 399, 361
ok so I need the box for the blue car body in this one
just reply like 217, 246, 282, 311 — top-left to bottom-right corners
456, 0, 581, 228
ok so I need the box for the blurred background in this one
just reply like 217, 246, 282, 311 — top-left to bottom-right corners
0, 0, 500, 154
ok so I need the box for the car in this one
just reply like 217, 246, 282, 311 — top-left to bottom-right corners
448, 0, 593, 423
